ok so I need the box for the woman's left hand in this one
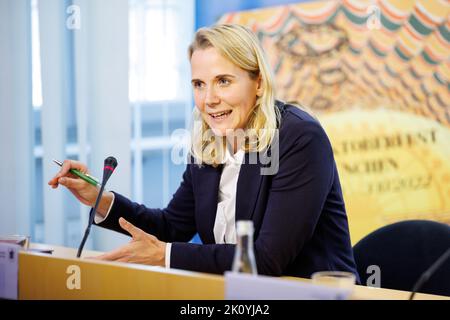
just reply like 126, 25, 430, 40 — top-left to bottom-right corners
92, 217, 166, 266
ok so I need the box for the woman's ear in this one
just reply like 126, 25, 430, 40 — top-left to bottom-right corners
256, 75, 263, 97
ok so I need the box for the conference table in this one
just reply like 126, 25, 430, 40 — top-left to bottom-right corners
18, 243, 449, 300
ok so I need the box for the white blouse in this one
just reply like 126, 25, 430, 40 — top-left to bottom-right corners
213, 148, 245, 245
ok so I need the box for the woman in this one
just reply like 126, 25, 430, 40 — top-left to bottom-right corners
49, 24, 359, 279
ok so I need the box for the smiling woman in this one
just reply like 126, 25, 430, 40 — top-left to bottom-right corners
49, 24, 359, 281
189, 25, 279, 165
190, 46, 262, 133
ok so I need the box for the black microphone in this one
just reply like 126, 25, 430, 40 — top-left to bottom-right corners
409, 247, 450, 300
76, 156, 118, 258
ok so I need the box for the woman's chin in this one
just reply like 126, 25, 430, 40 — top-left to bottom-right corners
210, 126, 228, 137
206, 120, 234, 137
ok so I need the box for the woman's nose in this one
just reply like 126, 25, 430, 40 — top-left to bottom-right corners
205, 85, 220, 106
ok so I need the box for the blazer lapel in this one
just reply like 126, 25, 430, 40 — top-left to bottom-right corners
235, 152, 263, 221
196, 164, 223, 243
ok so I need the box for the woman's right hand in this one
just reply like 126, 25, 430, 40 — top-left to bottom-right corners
48, 160, 112, 216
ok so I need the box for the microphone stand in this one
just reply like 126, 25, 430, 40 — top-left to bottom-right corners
76, 181, 107, 258
409, 247, 450, 300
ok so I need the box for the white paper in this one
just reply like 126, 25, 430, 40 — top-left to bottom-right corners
0, 243, 19, 300
225, 272, 352, 300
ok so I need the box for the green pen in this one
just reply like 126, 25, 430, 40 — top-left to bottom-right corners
53, 159, 100, 186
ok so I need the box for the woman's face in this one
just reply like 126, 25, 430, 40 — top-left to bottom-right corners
190, 47, 261, 136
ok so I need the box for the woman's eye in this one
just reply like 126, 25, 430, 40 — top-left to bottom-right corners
192, 81, 203, 89
218, 78, 230, 86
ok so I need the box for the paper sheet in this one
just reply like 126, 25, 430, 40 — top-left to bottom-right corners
225, 272, 352, 300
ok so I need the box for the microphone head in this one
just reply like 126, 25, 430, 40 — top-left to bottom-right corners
102, 156, 118, 183
104, 156, 118, 170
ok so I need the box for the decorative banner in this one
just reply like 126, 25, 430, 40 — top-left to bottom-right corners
219, 0, 450, 242
321, 109, 450, 242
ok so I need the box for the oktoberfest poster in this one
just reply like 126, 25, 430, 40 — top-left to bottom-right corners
219, 0, 450, 242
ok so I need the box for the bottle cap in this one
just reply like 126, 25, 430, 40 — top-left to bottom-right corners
236, 220, 254, 235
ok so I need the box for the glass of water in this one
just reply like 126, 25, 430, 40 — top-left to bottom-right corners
311, 271, 356, 290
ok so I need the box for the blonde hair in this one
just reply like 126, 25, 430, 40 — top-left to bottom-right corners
188, 24, 280, 166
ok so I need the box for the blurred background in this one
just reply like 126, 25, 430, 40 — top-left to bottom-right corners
0, 0, 301, 251
0, 0, 449, 252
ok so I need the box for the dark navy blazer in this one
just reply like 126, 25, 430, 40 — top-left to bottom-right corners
97, 101, 359, 280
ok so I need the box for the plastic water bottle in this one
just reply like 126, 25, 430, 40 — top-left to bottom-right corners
232, 220, 258, 274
